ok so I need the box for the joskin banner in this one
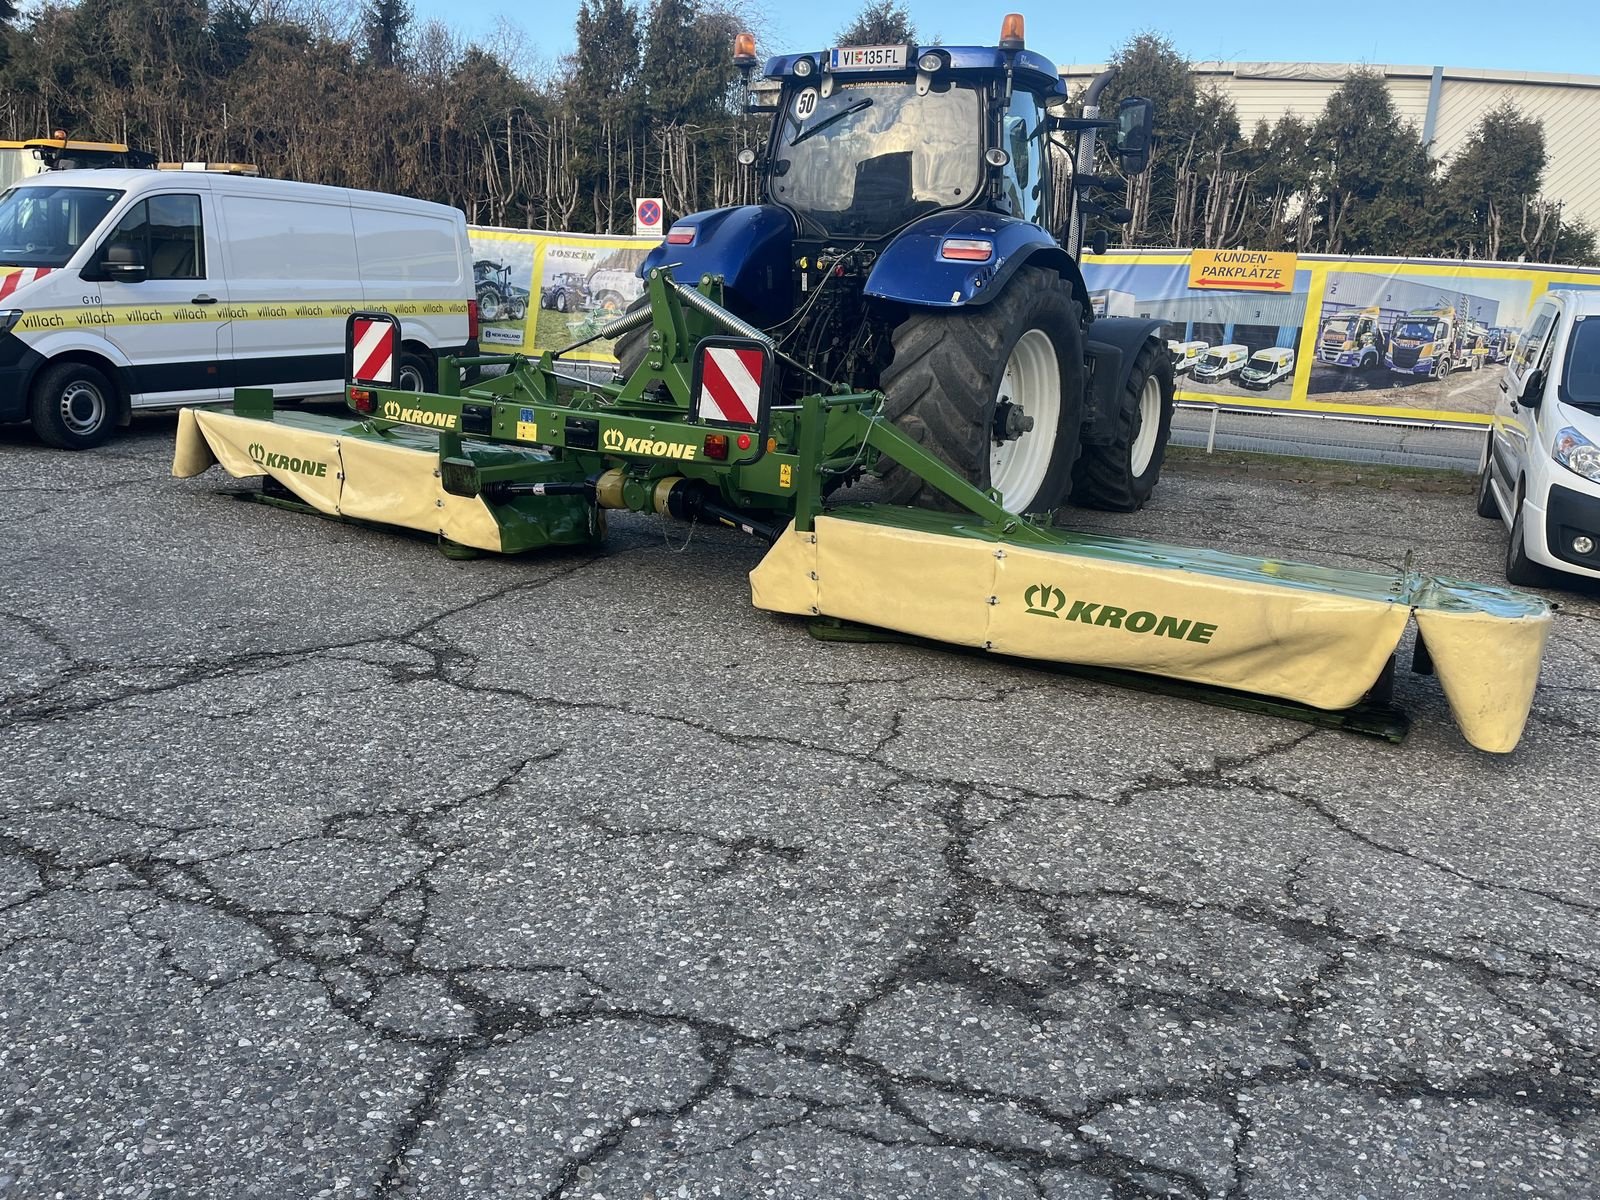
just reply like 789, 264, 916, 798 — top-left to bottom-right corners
468, 228, 655, 363
467, 228, 1600, 424
1082, 250, 1600, 426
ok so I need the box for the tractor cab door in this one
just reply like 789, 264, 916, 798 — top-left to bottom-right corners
999, 89, 1047, 227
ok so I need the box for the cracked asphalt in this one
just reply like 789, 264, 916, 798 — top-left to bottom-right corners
3, 414, 1599, 1199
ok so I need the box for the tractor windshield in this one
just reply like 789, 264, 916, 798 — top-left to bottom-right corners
770, 80, 983, 238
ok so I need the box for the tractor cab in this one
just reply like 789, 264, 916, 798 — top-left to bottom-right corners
759, 41, 1061, 240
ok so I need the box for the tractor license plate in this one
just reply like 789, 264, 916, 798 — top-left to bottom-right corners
830, 45, 907, 71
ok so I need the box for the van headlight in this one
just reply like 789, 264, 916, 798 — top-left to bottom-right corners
0, 310, 20, 335
1554, 426, 1600, 483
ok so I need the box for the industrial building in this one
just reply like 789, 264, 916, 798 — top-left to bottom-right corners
1059, 62, 1600, 233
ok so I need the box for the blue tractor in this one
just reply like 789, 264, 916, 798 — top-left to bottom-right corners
622, 15, 1173, 513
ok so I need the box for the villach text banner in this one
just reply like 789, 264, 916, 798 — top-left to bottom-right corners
470, 226, 1600, 424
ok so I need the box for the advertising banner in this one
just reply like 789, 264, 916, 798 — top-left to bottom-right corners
1081, 250, 1600, 425
468, 227, 657, 362
471, 226, 1600, 424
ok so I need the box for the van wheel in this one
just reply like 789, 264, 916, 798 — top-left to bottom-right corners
1506, 504, 1557, 588
1070, 338, 1175, 512
396, 350, 435, 392
30, 362, 117, 450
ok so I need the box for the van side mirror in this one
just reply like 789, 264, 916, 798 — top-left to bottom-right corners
1519, 367, 1545, 408
1116, 97, 1154, 175
92, 242, 148, 284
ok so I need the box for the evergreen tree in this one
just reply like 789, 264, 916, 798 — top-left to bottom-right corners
1442, 102, 1547, 260
363, 0, 412, 70
835, 1, 917, 46
1308, 69, 1436, 255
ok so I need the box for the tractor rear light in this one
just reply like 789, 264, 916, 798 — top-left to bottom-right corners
737, 433, 752, 450
667, 226, 696, 245
940, 238, 993, 262
704, 433, 729, 460
999, 12, 1025, 49
467, 298, 479, 341
918, 51, 943, 72
350, 387, 376, 414
794, 56, 815, 77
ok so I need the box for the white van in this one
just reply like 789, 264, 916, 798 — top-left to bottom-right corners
0, 169, 477, 448
1239, 346, 1295, 389
1168, 340, 1208, 374
1191, 343, 1248, 381
1478, 289, 1600, 586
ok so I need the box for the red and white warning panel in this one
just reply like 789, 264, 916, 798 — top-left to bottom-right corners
692, 338, 773, 428
345, 311, 398, 385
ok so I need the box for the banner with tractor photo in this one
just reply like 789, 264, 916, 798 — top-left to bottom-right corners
1081, 250, 1600, 426
471, 228, 1600, 424
467, 227, 656, 363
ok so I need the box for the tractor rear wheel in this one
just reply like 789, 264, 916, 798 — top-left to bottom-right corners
1070, 337, 1175, 511
878, 266, 1084, 514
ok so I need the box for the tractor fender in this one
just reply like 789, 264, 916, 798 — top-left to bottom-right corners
640, 204, 796, 329
863, 211, 1091, 315
1082, 317, 1168, 447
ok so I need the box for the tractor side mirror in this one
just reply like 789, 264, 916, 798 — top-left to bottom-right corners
1044, 95, 1072, 126
1115, 97, 1154, 175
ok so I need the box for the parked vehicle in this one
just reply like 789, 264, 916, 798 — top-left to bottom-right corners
1168, 339, 1208, 374
1191, 344, 1249, 381
0, 134, 156, 191
0, 168, 477, 448
585, 263, 645, 315
1487, 326, 1520, 364
1316, 305, 1386, 369
1386, 307, 1463, 379
1239, 346, 1295, 389
1477, 290, 1600, 586
475, 259, 527, 321
617, 18, 1174, 514
540, 270, 590, 313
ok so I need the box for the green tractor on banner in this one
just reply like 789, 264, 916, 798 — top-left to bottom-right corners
173, 18, 1553, 753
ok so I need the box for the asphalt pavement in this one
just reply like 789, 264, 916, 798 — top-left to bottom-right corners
3, 413, 1599, 1199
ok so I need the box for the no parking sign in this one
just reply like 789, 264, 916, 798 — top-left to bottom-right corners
634, 196, 664, 238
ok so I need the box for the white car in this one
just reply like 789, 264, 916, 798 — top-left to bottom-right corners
1167, 339, 1208, 374
1477, 288, 1600, 586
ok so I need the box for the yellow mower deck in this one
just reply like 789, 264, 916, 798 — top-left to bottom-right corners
177, 403, 1550, 754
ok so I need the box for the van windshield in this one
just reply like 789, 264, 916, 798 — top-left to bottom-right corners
1199, 353, 1228, 369
0, 184, 123, 268
1561, 319, 1600, 409
1247, 354, 1276, 370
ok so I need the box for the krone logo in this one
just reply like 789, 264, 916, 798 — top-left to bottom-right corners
1024, 583, 1067, 617
382, 399, 401, 419
248, 441, 266, 463
602, 427, 625, 451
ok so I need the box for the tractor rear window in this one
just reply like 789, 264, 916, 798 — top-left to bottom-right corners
770, 81, 982, 238
1561, 318, 1600, 409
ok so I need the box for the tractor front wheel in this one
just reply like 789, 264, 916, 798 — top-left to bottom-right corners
1070, 337, 1175, 511
879, 266, 1084, 514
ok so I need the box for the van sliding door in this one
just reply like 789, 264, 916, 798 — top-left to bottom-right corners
215, 191, 356, 399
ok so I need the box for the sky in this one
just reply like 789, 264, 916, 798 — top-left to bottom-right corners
414, 0, 1600, 78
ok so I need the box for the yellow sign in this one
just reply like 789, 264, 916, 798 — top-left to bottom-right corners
1188, 249, 1298, 293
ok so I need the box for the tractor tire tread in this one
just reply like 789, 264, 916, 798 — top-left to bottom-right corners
1069, 338, 1175, 512
878, 266, 1083, 512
